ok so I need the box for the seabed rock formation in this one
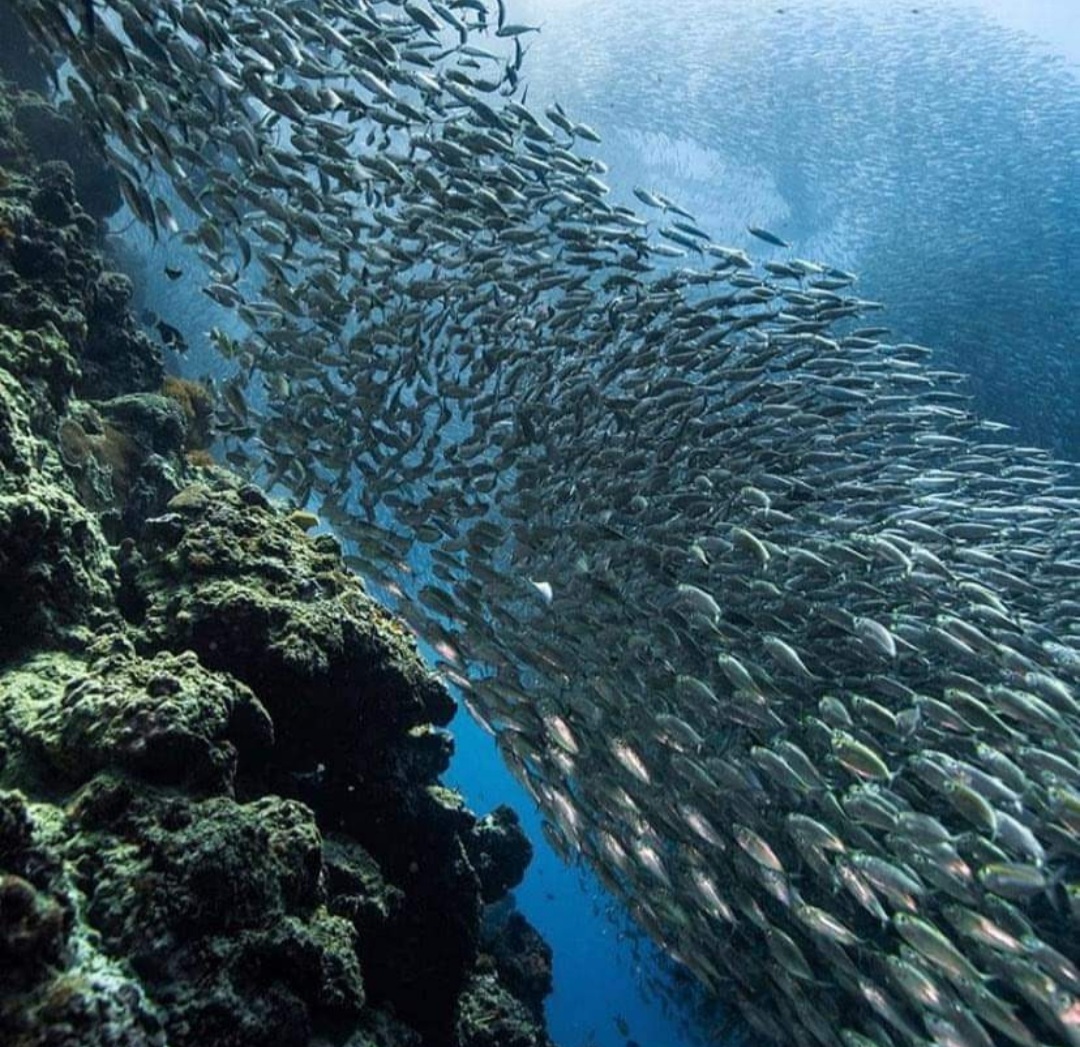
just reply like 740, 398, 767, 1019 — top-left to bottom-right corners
0, 79, 554, 1047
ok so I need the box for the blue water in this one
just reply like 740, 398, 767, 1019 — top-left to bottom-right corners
113, 2, 1080, 1044
443, 685, 717, 1047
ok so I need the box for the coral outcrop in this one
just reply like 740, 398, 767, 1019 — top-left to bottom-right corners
0, 76, 554, 1047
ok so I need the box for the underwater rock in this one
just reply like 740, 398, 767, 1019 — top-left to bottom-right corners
466, 805, 534, 905
0, 102, 160, 410
0, 6, 50, 94
3, 640, 273, 792
0, 873, 67, 993
479, 908, 554, 1023
29, 159, 79, 230
54, 395, 187, 528
0, 322, 79, 423
13, 96, 121, 221
0, 553, 551, 1045
0, 365, 116, 658
0, 168, 100, 372
0, 363, 40, 476
397, 722, 456, 782
88, 392, 189, 538
159, 376, 215, 453
323, 833, 405, 934
68, 778, 366, 1046
339, 779, 484, 1041
0, 78, 555, 1047
0, 619, 549, 1045
0, 792, 70, 998
0, 473, 115, 658
95, 392, 188, 458
0, 790, 165, 1047
81, 270, 162, 402
454, 972, 548, 1047
123, 477, 455, 773
0, 789, 36, 865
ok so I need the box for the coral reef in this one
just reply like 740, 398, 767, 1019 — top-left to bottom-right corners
0, 77, 555, 1047
160, 376, 215, 451
479, 901, 553, 1024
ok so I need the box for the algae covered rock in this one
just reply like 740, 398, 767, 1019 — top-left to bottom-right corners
0, 792, 71, 998
12, 94, 120, 219
0, 364, 116, 657
63, 779, 365, 1047
80, 268, 162, 401
0, 323, 79, 421
0, 790, 165, 1047
55, 393, 189, 538
479, 904, 554, 1023
4, 638, 273, 792
124, 479, 455, 774
0, 478, 115, 657
0, 873, 67, 992
0, 73, 556, 1047
454, 973, 547, 1047
465, 805, 533, 905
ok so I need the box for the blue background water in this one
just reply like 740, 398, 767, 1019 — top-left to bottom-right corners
117, 2, 1080, 1045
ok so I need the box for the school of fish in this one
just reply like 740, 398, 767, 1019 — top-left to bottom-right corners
12, 1, 1080, 1044
508, 0, 1080, 461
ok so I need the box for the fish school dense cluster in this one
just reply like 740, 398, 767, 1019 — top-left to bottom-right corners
14, 0, 1080, 1044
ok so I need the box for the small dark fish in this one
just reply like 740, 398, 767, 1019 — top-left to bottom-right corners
748, 225, 791, 248
82, 0, 95, 37
164, 265, 184, 280
156, 320, 188, 352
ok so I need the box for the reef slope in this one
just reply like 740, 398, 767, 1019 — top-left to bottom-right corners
0, 79, 553, 1047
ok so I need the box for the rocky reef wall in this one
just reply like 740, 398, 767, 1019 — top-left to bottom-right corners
0, 77, 554, 1047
